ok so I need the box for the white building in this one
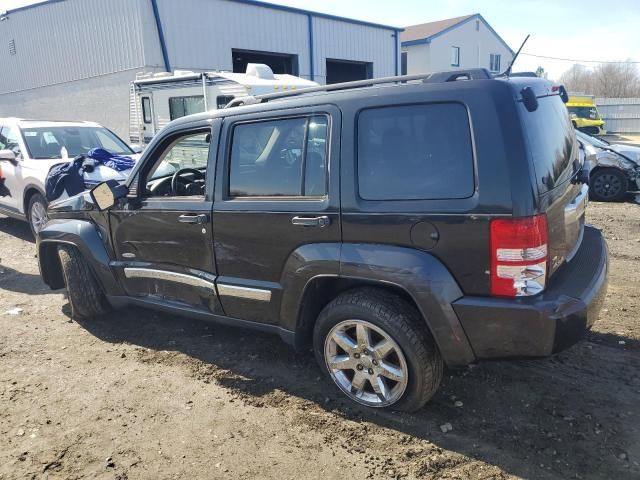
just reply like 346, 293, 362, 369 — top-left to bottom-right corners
401, 14, 513, 76
0, 0, 401, 139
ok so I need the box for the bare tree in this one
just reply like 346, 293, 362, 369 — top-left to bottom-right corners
559, 61, 640, 97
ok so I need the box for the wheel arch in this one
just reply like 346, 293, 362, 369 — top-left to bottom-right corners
281, 243, 476, 367
22, 184, 46, 216
37, 219, 124, 296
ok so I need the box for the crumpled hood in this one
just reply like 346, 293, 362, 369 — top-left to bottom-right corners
609, 144, 640, 165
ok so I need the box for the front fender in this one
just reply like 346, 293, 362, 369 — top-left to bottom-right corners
37, 218, 123, 295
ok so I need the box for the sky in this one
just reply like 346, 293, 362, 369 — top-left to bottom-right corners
2, 0, 639, 80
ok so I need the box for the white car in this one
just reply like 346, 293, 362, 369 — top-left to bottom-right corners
0, 118, 139, 235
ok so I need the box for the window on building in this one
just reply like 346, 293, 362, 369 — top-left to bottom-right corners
357, 103, 474, 201
169, 96, 206, 120
490, 54, 501, 72
401, 51, 408, 76
229, 115, 328, 197
451, 46, 460, 67
475, 19, 480, 31
216, 96, 235, 109
142, 97, 152, 124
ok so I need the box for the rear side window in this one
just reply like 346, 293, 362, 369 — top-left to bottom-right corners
358, 103, 474, 200
229, 115, 328, 197
521, 95, 575, 193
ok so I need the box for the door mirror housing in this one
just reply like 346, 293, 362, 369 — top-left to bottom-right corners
90, 180, 128, 211
0, 149, 18, 166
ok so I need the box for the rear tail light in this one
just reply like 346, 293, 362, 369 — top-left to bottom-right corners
490, 214, 548, 297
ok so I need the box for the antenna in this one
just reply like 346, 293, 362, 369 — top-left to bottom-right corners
501, 34, 530, 77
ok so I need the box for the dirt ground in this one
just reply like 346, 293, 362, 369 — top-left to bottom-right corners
0, 201, 638, 480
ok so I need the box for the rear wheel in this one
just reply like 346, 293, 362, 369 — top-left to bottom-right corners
57, 245, 110, 320
313, 288, 443, 412
590, 168, 628, 202
27, 193, 48, 236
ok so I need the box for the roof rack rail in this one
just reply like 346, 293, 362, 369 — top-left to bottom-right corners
225, 68, 494, 108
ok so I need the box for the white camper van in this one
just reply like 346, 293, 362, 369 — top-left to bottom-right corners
129, 63, 317, 145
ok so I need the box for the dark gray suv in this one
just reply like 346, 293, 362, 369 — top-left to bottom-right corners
37, 70, 608, 411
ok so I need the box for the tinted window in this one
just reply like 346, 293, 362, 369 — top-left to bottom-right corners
358, 103, 474, 200
169, 96, 205, 120
229, 115, 328, 197
521, 95, 576, 193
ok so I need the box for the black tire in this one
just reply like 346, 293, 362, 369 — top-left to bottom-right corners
589, 168, 628, 202
27, 193, 48, 237
313, 288, 443, 412
57, 245, 110, 320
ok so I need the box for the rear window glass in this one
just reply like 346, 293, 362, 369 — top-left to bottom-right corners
521, 95, 576, 193
357, 103, 474, 201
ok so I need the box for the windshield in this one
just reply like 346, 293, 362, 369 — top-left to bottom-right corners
568, 106, 600, 120
21, 126, 133, 159
575, 130, 609, 148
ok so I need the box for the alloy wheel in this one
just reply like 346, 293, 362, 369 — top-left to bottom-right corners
30, 200, 48, 234
324, 319, 409, 407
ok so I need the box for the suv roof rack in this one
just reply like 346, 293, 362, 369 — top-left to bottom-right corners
225, 68, 494, 108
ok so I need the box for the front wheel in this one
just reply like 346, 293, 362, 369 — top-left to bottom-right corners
28, 193, 48, 236
313, 288, 443, 412
58, 245, 111, 320
590, 168, 628, 202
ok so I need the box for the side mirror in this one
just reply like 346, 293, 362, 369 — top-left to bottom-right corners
130, 144, 143, 154
89, 180, 128, 211
0, 149, 18, 166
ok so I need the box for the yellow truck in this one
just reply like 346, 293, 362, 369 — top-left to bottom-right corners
567, 95, 606, 135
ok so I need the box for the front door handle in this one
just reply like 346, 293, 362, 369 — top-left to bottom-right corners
291, 215, 330, 227
178, 213, 209, 225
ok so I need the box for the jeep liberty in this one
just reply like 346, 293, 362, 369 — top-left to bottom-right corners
37, 70, 609, 411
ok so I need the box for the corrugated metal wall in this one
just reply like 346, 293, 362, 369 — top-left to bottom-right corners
597, 98, 640, 133
0, 0, 398, 93
0, 0, 154, 95
312, 16, 397, 82
155, 0, 310, 76
154, 0, 398, 83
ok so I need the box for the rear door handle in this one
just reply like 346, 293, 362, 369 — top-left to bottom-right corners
291, 215, 330, 227
178, 213, 209, 225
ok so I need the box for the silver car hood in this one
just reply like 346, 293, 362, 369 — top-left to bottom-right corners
609, 144, 640, 165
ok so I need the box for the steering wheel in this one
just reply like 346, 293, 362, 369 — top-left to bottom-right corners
171, 168, 205, 196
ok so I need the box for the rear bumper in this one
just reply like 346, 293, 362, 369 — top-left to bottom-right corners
453, 226, 608, 359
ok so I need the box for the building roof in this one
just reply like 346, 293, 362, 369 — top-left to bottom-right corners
401, 14, 473, 43
401, 13, 514, 55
